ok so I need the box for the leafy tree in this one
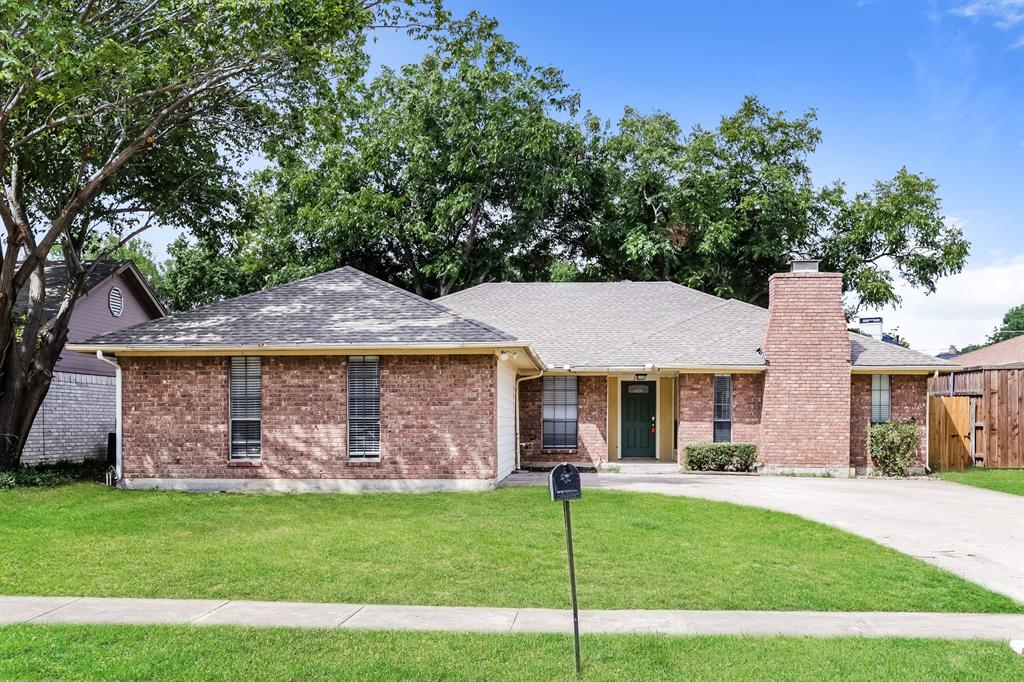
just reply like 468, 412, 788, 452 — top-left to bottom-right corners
0, 0, 441, 468
569, 98, 968, 309
167, 14, 587, 298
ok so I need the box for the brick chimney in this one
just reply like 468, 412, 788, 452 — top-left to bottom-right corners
760, 261, 851, 474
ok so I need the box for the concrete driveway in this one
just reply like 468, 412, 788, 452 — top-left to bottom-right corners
503, 472, 1024, 603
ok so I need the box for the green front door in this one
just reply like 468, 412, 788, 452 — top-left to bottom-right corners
621, 381, 656, 458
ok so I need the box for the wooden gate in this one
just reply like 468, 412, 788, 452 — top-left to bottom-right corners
928, 396, 971, 471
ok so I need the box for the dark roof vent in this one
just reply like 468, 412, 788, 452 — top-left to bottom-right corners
108, 286, 124, 317
789, 259, 820, 273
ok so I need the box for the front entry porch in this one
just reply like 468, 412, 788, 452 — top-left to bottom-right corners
607, 375, 677, 463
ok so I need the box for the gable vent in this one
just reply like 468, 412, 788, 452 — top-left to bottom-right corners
108, 286, 124, 317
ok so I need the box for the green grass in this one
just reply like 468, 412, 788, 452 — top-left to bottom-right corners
938, 469, 1024, 496
0, 483, 1019, 613
2, 625, 1021, 681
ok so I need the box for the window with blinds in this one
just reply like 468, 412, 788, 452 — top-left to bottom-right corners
871, 374, 891, 423
713, 374, 732, 443
229, 357, 262, 459
543, 376, 578, 449
348, 356, 381, 458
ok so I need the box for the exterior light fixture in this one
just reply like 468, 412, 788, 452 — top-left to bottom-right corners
634, 372, 647, 382
499, 352, 510, 361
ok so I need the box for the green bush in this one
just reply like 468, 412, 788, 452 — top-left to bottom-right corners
867, 420, 920, 477
0, 460, 107, 490
684, 443, 758, 472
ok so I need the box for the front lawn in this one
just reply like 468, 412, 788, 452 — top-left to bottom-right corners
938, 469, 1024, 497
2, 625, 1021, 681
0, 484, 1019, 613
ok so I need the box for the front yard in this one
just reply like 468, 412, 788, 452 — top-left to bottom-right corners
937, 469, 1024, 497
1, 484, 1019, 613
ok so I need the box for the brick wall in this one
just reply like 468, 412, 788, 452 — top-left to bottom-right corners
677, 374, 713, 454
760, 272, 852, 472
676, 373, 763, 464
120, 354, 498, 480
22, 372, 115, 464
850, 374, 927, 471
519, 375, 607, 466
733, 373, 764, 445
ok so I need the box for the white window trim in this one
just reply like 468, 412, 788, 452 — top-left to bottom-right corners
228, 356, 262, 460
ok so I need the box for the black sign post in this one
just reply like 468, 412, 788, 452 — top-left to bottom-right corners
549, 462, 582, 676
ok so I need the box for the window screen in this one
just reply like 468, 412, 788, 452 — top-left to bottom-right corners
348, 356, 381, 458
713, 374, 732, 443
871, 374, 891, 423
543, 376, 578, 449
229, 357, 262, 459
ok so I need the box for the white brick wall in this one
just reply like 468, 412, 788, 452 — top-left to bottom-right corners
21, 371, 115, 465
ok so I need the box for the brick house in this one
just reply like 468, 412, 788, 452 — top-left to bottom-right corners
20, 261, 165, 464
69, 262, 952, 491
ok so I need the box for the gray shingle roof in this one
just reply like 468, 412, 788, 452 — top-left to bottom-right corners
84, 266, 514, 348
438, 281, 955, 370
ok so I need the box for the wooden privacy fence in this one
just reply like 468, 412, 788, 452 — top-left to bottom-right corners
929, 365, 1024, 470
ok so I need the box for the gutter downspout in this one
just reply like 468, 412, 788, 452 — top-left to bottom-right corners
96, 351, 122, 484
514, 369, 544, 471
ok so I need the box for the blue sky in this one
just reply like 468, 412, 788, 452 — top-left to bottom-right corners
154, 1, 1024, 351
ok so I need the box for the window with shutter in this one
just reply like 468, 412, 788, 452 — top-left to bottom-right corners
713, 374, 732, 443
229, 357, 261, 459
542, 376, 578, 449
348, 356, 381, 458
871, 375, 891, 423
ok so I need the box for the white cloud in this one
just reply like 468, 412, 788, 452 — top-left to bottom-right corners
952, 0, 1024, 47
854, 254, 1024, 355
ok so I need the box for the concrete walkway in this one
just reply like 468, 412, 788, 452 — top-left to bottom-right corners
2, 596, 1021, 640
503, 472, 1024, 603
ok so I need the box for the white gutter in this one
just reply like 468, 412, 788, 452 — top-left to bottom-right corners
95, 351, 122, 483
514, 368, 545, 470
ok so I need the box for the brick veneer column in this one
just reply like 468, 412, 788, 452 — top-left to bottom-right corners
761, 272, 852, 473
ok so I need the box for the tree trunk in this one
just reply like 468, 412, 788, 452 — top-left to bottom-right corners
0, 359, 52, 469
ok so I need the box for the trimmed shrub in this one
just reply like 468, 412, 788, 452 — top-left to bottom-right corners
867, 420, 920, 477
684, 443, 758, 472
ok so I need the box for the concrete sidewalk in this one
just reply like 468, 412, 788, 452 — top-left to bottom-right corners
2, 596, 1021, 640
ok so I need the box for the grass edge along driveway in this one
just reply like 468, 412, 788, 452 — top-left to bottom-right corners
1, 483, 1020, 613
2, 624, 1022, 681
937, 469, 1024, 497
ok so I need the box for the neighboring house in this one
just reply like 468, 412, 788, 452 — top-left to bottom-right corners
950, 335, 1024, 368
68, 261, 953, 492
929, 334, 1024, 470
19, 261, 165, 465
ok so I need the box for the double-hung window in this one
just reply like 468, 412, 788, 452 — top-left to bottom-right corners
348, 356, 381, 458
229, 357, 262, 459
871, 374, 891, 423
713, 374, 732, 443
542, 376, 578, 449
